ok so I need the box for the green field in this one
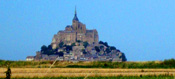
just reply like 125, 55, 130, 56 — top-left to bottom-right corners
0, 59, 175, 68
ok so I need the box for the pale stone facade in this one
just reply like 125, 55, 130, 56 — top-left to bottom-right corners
26, 56, 34, 61
51, 9, 99, 49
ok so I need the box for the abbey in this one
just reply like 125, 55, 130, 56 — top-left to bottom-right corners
26, 8, 127, 62
51, 9, 99, 49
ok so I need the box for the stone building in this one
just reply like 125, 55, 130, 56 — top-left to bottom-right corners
27, 8, 127, 62
26, 56, 35, 61
51, 9, 99, 49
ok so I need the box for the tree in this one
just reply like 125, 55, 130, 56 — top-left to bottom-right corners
54, 48, 58, 52
106, 47, 111, 53
83, 51, 87, 54
100, 46, 104, 50
48, 45, 52, 50
77, 40, 81, 43
41, 45, 47, 52
43, 50, 54, 55
104, 42, 109, 47
99, 41, 109, 47
5, 66, 11, 79
58, 52, 64, 56
110, 46, 116, 50
116, 49, 120, 52
59, 42, 64, 48
121, 53, 127, 61
71, 43, 76, 46
81, 49, 87, 54
66, 45, 72, 51
99, 41, 104, 44
95, 46, 100, 52
83, 41, 89, 48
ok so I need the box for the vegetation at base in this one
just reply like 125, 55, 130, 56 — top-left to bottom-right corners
0, 58, 175, 68
0, 75, 174, 79
40, 41, 122, 57
40, 42, 75, 56
67, 58, 175, 68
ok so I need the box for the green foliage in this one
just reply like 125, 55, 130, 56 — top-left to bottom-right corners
105, 47, 111, 53
100, 46, 104, 49
41, 45, 54, 55
43, 50, 54, 55
66, 59, 175, 68
163, 58, 175, 65
116, 49, 120, 52
41, 45, 47, 52
76, 40, 81, 43
0, 59, 175, 68
110, 46, 116, 50
81, 49, 87, 54
71, 43, 76, 46
95, 46, 100, 52
99, 41, 120, 54
40, 42, 72, 56
48, 45, 52, 50
57, 52, 64, 56
83, 41, 89, 48
121, 53, 127, 61
65, 45, 72, 51
83, 51, 87, 54
99, 41, 109, 47
59, 42, 64, 48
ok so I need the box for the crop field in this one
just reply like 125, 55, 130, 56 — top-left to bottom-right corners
1, 59, 175, 78
0, 68, 175, 78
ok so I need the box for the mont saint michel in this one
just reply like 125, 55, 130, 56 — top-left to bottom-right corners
26, 9, 127, 62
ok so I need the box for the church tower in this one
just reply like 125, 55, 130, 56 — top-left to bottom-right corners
73, 7, 79, 21
72, 7, 79, 31
72, 7, 86, 33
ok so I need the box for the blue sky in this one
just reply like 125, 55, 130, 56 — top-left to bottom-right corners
0, 0, 175, 61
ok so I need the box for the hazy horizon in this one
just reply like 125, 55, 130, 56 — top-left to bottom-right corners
0, 0, 175, 61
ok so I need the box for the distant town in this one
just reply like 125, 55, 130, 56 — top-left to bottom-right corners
26, 9, 127, 62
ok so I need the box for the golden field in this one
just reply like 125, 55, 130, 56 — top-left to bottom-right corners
0, 68, 175, 78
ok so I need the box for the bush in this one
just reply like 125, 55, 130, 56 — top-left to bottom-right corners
59, 42, 64, 48
99, 41, 109, 47
110, 46, 116, 50
77, 40, 82, 43
163, 58, 175, 67
66, 45, 72, 51
71, 43, 76, 46
41, 45, 47, 52
105, 47, 111, 53
0, 59, 175, 68
95, 46, 100, 52
83, 42, 89, 48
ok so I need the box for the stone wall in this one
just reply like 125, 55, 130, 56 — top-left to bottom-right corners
51, 12, 99, 48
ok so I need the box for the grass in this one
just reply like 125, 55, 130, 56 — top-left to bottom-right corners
0, 75, 174, 79
0, 59, 175, 78
0, 68, 175, 78
1, 58, 175, 68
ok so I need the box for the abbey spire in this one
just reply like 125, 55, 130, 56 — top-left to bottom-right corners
73, 7, 79, 21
